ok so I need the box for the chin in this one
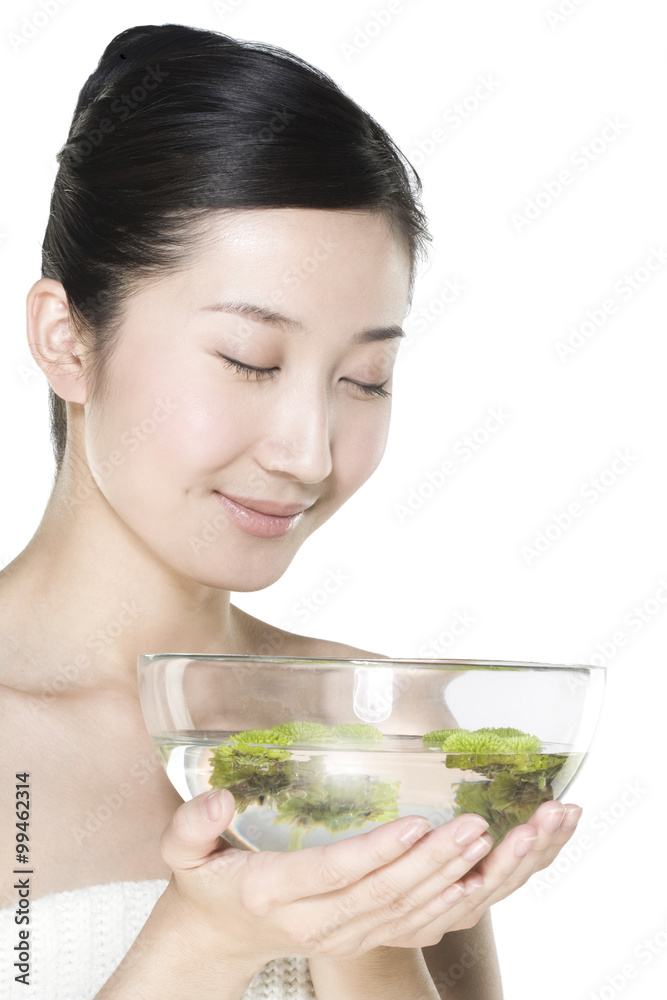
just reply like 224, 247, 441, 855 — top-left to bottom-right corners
177, 545, 300, 593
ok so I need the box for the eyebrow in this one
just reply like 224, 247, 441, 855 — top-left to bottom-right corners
200, 300, 405, 345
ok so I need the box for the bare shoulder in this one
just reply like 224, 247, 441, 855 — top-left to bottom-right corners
296, 636, 388, 660
231, 604, 387, 660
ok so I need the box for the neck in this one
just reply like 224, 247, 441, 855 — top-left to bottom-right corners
0, 458, 246, 697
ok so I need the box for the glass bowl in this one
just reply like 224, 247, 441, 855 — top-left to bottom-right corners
138, 654, 605, 851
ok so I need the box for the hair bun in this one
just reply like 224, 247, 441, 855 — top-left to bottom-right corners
97, 23, 189, 70
71, 23, 230, 124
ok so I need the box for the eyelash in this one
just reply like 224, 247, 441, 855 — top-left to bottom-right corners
217, 354, 391, 398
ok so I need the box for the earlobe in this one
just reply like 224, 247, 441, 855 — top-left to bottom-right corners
26, 277, 88, 404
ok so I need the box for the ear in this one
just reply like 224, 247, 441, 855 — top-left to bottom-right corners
26, 278, 89, 404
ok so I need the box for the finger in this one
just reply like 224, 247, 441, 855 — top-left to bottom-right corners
362, 874, 484, 950
293, 814, 493, 951
160, 788, 236, 872
463, 800, 583, 908
245, 814, 436, 906
369, 802, 583, 948
363, 861, 492, 950
501, 800, 582, 874
329, 814, 493, 923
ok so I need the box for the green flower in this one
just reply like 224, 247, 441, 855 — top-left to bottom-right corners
487, 733, 541, 754
271, 721, 333, 745
422, 726, 541, 754
227, 720, 384, 747
422, 728, 461, 747
274, 768, 400, 850
209, 742, 292, 813
479, 727, 531, 739
228, 727, 279, 746
422, 726, 569, 847
208, 721, 387, 841
209, 720, 570, 853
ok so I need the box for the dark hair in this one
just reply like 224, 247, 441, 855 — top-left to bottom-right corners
42, 23, 431, 476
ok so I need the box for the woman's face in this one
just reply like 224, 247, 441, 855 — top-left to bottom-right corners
81, 208, 412, 591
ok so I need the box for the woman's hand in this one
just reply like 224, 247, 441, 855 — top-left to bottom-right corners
159, 789, 581, 966
159, 789, 494, 966
381, 798, 582, 949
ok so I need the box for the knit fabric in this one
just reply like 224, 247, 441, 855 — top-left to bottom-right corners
0, 879, 316, 1000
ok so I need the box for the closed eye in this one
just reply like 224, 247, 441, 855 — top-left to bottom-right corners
217, 354, 391, 398
342, 379, 391, 398
217, 354, 278, 380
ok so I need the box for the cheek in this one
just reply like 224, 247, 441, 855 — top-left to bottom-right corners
84, 351, 250, 500
334, 407, 391, 495
145, 388, 250, 478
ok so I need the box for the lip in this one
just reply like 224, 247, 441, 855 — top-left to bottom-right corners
214, 492, 311, 538
222, 494, 313, 517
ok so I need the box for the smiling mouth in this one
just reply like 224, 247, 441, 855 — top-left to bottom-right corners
213, 491, 312, 539
217, 493, 314, 517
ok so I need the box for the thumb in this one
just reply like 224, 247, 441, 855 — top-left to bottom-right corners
160, 788, 236, 873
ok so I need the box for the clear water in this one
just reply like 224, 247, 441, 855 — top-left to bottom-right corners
154, 731, 585, 851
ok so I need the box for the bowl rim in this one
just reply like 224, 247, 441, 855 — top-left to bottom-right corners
137, 654, 605, 672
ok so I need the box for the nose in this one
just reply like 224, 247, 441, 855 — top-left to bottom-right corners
255, 387, 333, 485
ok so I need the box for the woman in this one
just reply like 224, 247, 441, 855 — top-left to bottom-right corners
0, 23, 582, 999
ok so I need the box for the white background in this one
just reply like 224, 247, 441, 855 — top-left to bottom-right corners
1, 1, 665, 997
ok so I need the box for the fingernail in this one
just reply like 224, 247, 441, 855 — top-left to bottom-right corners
561, 805, 583, 832
202, 789, 224, 822
542, 805, 566, 834
515, 835, 537, 858
461, 833, 493, 862
464, 876, 484, 894
455, 818, 490, 846
439, 883, 466, 904
400, 821, 431, 846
